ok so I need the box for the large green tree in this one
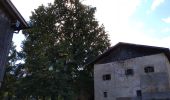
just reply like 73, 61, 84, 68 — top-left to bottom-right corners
21, 0, 110, 99
0, 42, 24, 99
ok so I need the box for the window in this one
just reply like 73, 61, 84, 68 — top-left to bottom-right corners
103, 92, 107, 98
144, 66, 154, 73
125, 69, 134, 76
103, 74, 111, 80
136, 90, 142, 97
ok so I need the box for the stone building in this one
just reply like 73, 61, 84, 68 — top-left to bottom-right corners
0, 0, 28, 84
93, 42, 170, 100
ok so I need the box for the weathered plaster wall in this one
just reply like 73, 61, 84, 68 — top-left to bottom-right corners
94, 53, 170, 100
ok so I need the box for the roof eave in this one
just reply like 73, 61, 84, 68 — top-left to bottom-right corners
1, 0, 29, 29
86, 42, 170, 66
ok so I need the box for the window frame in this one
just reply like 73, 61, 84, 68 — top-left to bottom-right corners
103, 74, 111, 81
144, 66, 154, 73
136, 90, 142, 97
103, 92, 108, 98
125, 69, 134, 76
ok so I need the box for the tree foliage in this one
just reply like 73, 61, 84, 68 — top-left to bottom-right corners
1, 0, 110, 100
0, 42, 24, 99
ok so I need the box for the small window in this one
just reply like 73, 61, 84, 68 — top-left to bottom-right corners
103, 74, 111, 80
136, 90, 142, 97
103, 92, 107, 98
125, 69, 134, 76
144, 66, 154, 73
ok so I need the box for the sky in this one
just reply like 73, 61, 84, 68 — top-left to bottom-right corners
11, 0, 170, 51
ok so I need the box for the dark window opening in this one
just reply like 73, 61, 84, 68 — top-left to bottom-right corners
136, 90, 142, 97
103, 92, 107, 98
144, 66, 154, 73
103, 74, 111, 80
125, 69, 134, 76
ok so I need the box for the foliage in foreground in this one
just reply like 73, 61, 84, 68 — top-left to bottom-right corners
0, 0, 110, 100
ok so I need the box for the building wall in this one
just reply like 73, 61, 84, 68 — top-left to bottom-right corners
0, 8, 14, 83
94, 53, 170, 100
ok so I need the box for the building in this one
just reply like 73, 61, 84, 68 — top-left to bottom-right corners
0, 0, 28, 84
93, 42, 170, 100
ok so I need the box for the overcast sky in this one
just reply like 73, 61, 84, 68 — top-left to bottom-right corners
11, 0, 170, 50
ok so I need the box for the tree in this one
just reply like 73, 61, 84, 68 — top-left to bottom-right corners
21, 0, 110, 99
0, 42, 22, 99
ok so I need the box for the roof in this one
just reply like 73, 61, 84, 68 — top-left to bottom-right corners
0, 0, 29, 29
88, 42, 170, 65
